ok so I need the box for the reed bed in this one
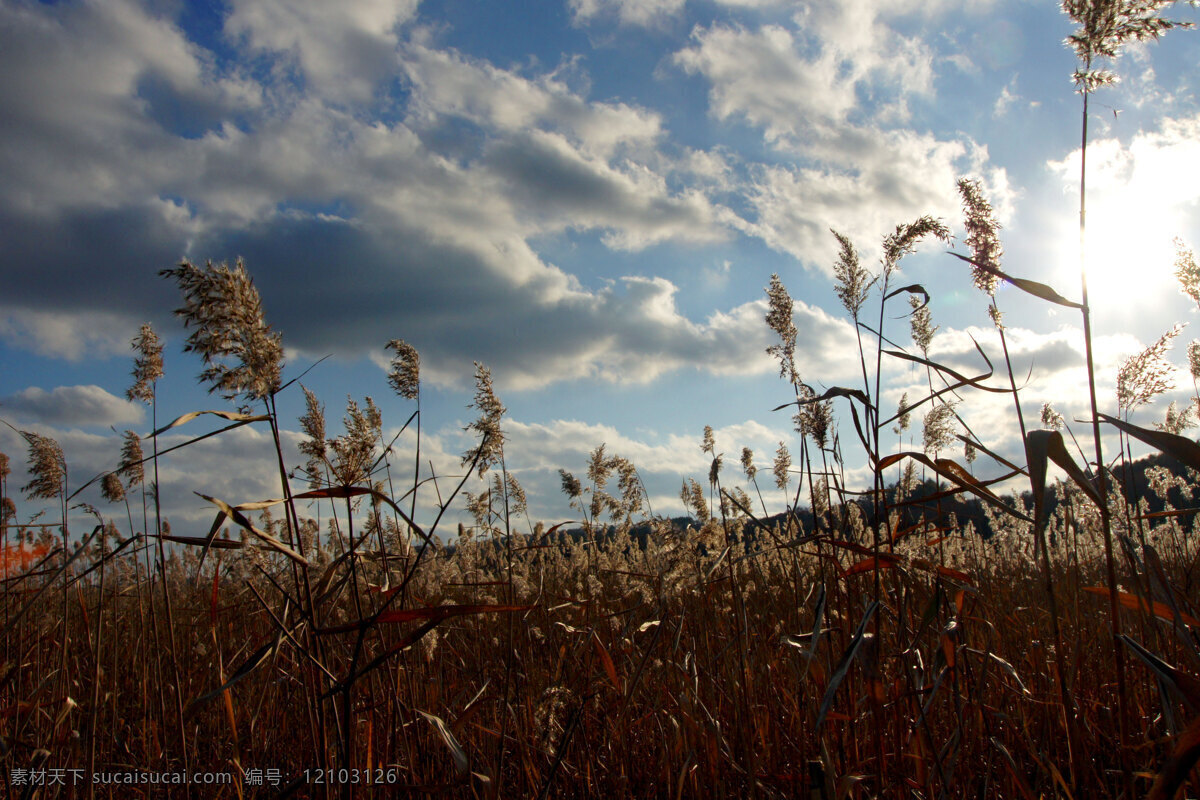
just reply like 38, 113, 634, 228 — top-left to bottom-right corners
5, 3, 1200, 797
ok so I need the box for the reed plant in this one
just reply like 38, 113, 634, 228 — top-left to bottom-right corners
4, 9, 1200, 798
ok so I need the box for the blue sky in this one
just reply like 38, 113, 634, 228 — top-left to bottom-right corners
2, 0, 1199, 536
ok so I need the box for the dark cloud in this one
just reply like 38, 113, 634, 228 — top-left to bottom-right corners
0, 204, 188, 315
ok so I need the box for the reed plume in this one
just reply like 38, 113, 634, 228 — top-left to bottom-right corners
1116, 324, 1184, 416
463, 362, 506, 477
20, 431, 65, 502
957, 177, 1003, 297
160, 258, 283, 401
765, 274, 799, 385
118, 431, 144, 488
126, 323, 163, 404
386, 339, 420, 400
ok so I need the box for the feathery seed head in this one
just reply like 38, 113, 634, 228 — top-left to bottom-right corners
909, 295, 937, 356
587, 444, 612, 486
740, 447, 756, 480
386, 339, 420, 400
894, 392, 912, 434
765, 274, 799, 385
1063, 0, 1193, 92
832, 229, 872, 317
127, 323, 164, 404
1174, 238, 1200, 307
772, 441, 791, 491
559, 469, 582, 499
1117, 324, 1184, 414
882, 216, 952, 277
708, 454, 723, 486
21, 431, 65, 501
681, 478, 708, 522
101, 472, 125, 504
1189, 340, 1200, 380
614, 457, 644, 519
701, 426, 715, 456
1041, 402, 1066, 431
160, 258, 283, 401
298, 386, 327, 461
505, 472, 528, 517
119, 431, 144, 488
463, 362, 506, 477
957, 178, 1004, 296
329, 397, 379, 485
466, 490, 490, 529
922, 403, 957, 457
1157, 400, 1197, 434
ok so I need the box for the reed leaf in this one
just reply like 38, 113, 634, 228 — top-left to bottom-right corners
949, 252, 1084, 309
815, 601, 878, 731
1098, 413, 1200, 471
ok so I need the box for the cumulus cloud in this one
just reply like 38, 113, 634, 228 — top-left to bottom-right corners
672, 16, 1013, 271
225, 0, 418, 101
0, 0, 752, 389
673, 11, 934, 143
0, 307, 146, 363
0, 0, 258, 217
0, 386, 144, 428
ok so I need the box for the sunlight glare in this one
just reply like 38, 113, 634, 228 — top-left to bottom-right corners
1052, 142, 1192, 319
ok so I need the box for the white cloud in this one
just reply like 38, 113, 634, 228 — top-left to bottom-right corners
736, 131, 990, 270
0, 308, 139, 362
568, 0, 687, 28
225, 0, 418, 101
0, 0, 258, 217
674, 11, 935, 143
674, 24, 854, 143
993, 78, 1019, 118
401, 42, 664, 159
672, 17, 1014, 271
0, 386, 144, 428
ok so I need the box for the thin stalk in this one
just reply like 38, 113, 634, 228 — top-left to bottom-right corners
149, 393, 189, 788
1077, 80, 1132, 792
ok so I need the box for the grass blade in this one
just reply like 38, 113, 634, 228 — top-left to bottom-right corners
815, 601, 878, 731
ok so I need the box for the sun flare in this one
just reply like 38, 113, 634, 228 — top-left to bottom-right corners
1051, 137, 1197, 318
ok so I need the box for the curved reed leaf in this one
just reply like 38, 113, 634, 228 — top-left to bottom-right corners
877, 452, 1031, 521
149, 409, 270, 437
1025, 430, 1103, 540
185, 632, 283, 717
1097, 413, 1200, 472
416, 709, 470, 778
949, 252, 1084, 309
842, 554, 903, 578
1086, 587, 1200, 629
772, 386, 873, 412
1118, 635, 1200, 709
1149, 714, 1200, 800
884, 283, 930, 309
815, 601, 878, 731
195, 492, 310, 567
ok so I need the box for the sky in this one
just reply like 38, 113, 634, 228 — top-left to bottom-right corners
2, 0, 1200, 540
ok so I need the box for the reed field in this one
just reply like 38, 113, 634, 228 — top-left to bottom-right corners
5, 3, 1200, 798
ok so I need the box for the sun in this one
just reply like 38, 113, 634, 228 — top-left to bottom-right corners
1049, 169, 1192, 322
1081, 200, 1182, 314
